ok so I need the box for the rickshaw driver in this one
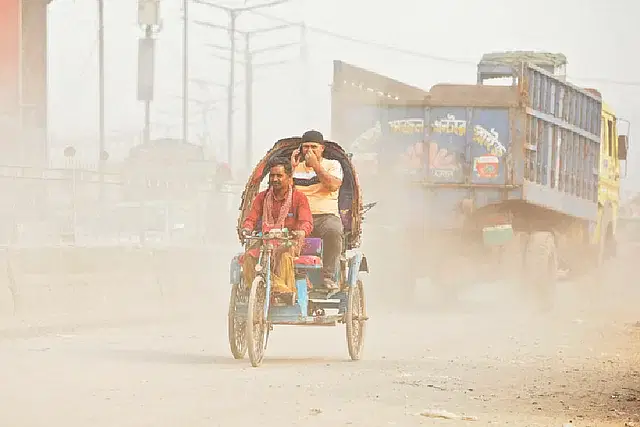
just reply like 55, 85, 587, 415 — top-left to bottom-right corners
291, 130, 344, 291
240, 157, 314, 294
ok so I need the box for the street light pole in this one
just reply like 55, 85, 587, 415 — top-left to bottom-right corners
143, 25, 152, 145
98, 0, 105, 198
227, 11, 237, 167
299, 22, 309, 128
244, 35, 252, 173
182, 0, 189, 144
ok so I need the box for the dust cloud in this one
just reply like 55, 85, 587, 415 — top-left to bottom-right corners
1, 0, 638, 424
0, 90, 638, 427
0, 124, 638, 426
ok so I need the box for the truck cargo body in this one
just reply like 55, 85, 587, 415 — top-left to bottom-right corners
332, 60, 603, 227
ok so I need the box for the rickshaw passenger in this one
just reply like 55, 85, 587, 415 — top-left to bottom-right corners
240, 157, 313, 294
291, 130, 343, 291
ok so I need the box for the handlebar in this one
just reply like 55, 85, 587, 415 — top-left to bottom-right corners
239, 202, 378, 244
241, 228, 298, 245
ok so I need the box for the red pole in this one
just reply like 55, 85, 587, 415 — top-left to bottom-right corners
0, 0, 21, 117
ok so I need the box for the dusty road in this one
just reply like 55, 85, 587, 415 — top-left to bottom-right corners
0, 251, 639, 427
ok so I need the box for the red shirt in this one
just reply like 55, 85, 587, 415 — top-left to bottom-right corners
243, 188, 313, 236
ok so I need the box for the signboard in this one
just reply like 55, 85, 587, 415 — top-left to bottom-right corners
138, 0, 160, 27
137, 37, 156, 101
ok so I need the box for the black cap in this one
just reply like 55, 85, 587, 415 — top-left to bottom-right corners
301, 130, 324, 144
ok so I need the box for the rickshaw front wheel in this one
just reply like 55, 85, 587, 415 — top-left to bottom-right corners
247, 275, 268, 367
346, 279, 366, 361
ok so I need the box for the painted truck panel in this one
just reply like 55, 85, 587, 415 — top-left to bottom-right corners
425, 107, 511, 185
426, 107, 467, 183
339, 102, 517, 230
469, 108, 510, 184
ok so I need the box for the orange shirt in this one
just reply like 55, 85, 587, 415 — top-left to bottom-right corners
293, 158, 343, 216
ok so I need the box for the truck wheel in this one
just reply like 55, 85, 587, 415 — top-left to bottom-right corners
524, 231, 557, 311
591, 222, 612, 287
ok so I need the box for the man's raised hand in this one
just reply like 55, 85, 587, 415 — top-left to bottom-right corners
291, 148, 301, 169
305, 150, 320, 170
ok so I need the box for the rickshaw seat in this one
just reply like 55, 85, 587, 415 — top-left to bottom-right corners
294, 255, 322, 266
295, 237, 323, 267
300, 237, 322, 256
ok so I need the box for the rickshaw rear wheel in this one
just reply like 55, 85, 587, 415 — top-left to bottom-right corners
247, 275, 268, 367
228, 281, 248, 359
346, 279, 366, 361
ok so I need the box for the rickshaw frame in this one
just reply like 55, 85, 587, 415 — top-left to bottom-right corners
227, 137, 372, 367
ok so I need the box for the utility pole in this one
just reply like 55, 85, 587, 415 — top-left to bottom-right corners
192, 99, 218, 148
189, 78, 226, 149
189, 76, 245, 157
182, 0, 189, 144
298, 0, 310, 128
244, 36, 252, 173
196, 18, 299, 173
193, 0, 290, 171
142, 25, 152, 145
171, 93, 220, 148
299, 22, 309, 129
247, 9, 310, 126
228, 11, 237, 168
97, 0, 105, 199
240, 32, 298, 171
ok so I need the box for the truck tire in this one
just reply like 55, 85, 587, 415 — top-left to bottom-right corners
524, 231, 557, 311
590, 222, 617, 288
595, 204, 614, 269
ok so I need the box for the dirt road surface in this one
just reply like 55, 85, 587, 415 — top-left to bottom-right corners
0, 247, 639, 427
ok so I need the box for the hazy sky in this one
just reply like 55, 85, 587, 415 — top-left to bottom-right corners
47, 0, 640, 185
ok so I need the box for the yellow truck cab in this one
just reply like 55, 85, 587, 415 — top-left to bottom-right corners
595, 99, 629, 260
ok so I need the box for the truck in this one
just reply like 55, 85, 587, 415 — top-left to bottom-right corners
331, 52, 631, 307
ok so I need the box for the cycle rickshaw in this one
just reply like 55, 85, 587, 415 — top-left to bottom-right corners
227, 137, 374, 367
